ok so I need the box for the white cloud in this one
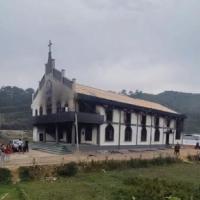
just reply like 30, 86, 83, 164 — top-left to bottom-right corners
0, 0, 200, 93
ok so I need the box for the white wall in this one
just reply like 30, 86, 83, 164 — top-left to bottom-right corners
33, 126, 39, 142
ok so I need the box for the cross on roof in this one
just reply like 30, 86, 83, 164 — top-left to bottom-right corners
48, 40, 52, 52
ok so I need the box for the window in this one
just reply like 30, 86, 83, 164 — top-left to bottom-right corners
56, 102, 61, 113
154, 129, 160, 142
39, 106, 43, 116
125, 126, 132, 142
35, 109, 38, 116
155, 116, 159, 127
125, 112, 131, 124
46, 104, 52, 114
106, 109, 113, 122
105, 124, 114, 141
79, 101, 96, 113
141, 115, 146, 126
46, 97, 52, 114
85, 127, 93, 141
141, 127, 147, 142
166, 119, 171, 127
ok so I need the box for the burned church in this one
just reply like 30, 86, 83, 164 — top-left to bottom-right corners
31, 41, 185, 150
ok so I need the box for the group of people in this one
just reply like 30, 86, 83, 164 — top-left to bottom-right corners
0, 139, 29, 163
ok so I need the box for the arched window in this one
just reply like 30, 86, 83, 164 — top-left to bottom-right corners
125, 126, 132, 142
154, 129, 160, 142
105, 124, 114, 141
39, 106, 43, 116
141, 127, 147, 142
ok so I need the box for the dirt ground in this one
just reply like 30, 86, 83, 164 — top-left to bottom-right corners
0, 146, 198, 169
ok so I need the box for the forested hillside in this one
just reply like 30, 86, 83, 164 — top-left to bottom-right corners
0, 86, 34, 130
0, 86, 199, 133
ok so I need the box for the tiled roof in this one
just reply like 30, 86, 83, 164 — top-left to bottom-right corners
75, 83, 178, 114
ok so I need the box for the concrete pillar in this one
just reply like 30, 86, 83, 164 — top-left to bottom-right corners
44, 131, 46, 143
72, 125, 76, 146
55, 125, 59, 143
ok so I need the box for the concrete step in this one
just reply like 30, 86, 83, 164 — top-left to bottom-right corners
30, 142, 72, 155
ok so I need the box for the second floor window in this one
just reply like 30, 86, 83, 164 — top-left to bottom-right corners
106, 109, 113, 122
125, 112, 131, 124
141, 115, 146, 126
155, 116, 159, 127
56, 102, 61, 113
46, 97, 52, 114
39, 106, 43, 116
166, 118, 171, 127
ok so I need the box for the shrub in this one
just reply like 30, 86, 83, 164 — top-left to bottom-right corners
80, 157, 180, 173
0, 168, 12, 184
18, 167, 34, 181
57, 162, 78, 177
187, 154, 200, 161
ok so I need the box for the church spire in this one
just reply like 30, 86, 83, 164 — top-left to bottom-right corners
48, 40, 52, 62
45, 40, 55, 75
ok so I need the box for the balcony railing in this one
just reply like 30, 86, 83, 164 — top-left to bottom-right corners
33, 112, 104, 125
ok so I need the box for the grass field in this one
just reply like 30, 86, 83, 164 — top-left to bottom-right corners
1, 163, 200, 200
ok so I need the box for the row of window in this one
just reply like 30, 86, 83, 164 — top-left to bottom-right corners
105, 124, 181, 142
105, 110, 172, 127
35, 103, 69, 116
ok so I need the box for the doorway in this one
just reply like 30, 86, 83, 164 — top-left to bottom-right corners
39, 133, 44, 142
166, 133, 169, 145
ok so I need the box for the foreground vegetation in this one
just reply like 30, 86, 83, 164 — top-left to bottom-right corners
0, 158, 200, 199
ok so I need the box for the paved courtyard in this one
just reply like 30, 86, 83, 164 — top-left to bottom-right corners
0, 146, 198, 169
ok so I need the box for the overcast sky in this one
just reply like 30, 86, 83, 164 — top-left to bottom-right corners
0, 0, 200, 94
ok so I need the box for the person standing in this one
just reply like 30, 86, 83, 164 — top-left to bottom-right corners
174, 143, 180, 157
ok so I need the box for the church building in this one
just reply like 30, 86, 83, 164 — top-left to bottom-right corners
31, 41, 185, 150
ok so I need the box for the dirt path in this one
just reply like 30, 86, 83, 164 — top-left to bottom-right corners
1, 146, 198, 169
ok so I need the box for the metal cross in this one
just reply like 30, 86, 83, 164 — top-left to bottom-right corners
48, 40, 52, 52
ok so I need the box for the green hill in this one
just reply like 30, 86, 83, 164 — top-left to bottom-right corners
0, 86, 34, 130
0, 86, 199, 133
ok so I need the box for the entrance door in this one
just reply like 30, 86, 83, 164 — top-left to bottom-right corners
166, 133, 169, 145
39, 133, 44, 142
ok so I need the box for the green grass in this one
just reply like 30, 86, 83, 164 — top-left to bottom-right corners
1, 163, 200, 199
